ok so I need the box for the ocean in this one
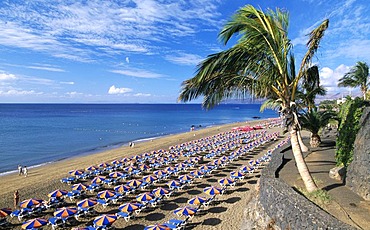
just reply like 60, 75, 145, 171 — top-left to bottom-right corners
0, 103, 277, 175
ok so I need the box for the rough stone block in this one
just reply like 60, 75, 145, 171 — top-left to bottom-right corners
329, 166, 346, 181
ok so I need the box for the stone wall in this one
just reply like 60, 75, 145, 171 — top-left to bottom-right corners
346, 106, 370, 200
258, 145, 356, 230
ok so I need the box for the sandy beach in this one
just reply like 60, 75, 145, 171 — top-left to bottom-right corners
0, 118, 284, 229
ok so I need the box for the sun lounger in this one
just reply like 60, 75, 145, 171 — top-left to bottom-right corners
115, 211, 132, 222
10, 208, 32, 221
168, 218, 188, 227
163, 223, 182, 230
97, 199, 110, 208
60, 177, 76, 184
48, 217, 65, 230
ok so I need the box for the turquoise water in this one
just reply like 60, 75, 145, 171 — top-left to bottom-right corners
0, 103, 277, 174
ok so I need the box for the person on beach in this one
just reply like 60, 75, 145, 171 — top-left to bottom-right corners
14, 190, 19, 208
18, 164, 22, 176
23, 166, 28, 177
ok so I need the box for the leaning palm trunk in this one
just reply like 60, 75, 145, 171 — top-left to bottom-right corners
297, 130, 309, 152
290, 129, 318, 192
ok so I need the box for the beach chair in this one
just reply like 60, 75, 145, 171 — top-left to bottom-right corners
203, 196, 215, 208
148, 196, 162, 207
48, 217, 64, 230
168, 218, 188, 228
134, 203, 147, 215
97, 199, 110, 208
163, 223, 182, 230
10, 208, 32, 221
115, 211, 132, 222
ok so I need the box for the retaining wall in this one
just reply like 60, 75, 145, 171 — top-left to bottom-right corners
259, 145, 356, 230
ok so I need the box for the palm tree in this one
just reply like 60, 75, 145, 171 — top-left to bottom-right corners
178, 5, 329, 192
300, 108, 336, 147
338, 61, 369, 100
297, 65, 327, 110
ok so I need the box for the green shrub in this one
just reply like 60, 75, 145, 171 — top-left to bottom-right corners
336, 97, 366, 167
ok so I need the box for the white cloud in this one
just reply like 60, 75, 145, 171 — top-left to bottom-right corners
108, 85, 133, 94
0, 0, 222, 62
134, 93, 151, 97
0, 73, 17, 81
111, 69, 164, 79
320, 64, 350, 88
60, 81, 75, 85
27, 65, 65, 72
318, 64, 363, 98
165, 53, 203, 66
0, 89, 43, 95
66, 91, 83, 96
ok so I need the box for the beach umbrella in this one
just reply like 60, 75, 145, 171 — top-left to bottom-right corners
98, 162, 110, 168
178, 175, 193, 181
143, 175, 157, 183
240, 165, 252, 173
48, 189, 68, 198
131, 155, 141, 160
19, 199, 43, 208
199, 165, 211, 171
127, 179, 142, 188
71, 183, 87, 191
164, 166, 176, 173
136, 193, 153, 203
190, 170, 203, 177
124, 166, 136, 172
119, 203, 141, 213
109, 171, 123, 178
114, 184, 131, 194
86, 165, 98, 171
139, 164, 150, 171
153, 170, 166, 177
166, 180, 181, 188
77, 198, 97, 208
173, 206, 197, 217
203, 186, 222, 196
218, 178, 235, 186
0, 208, 12, 217
91, 176, 106, 184
152, 187, 169, 197
144, 224, 170, 230
187, 196, 207, 205
54, 207, 78, 219
93, 214, 117, 227
111, 160, 121, 165
220, 156, 228, 161
97, 190, 115, 200
69, 170, 84, 176
213, 159, 224, 166
230, 171, 244, 177
21, 218, 48, 229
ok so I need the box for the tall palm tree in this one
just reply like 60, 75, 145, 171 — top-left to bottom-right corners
338, 61, 369, 100
178, 5, 329, 192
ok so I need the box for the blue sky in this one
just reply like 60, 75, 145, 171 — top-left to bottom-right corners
0, 0, 369, 103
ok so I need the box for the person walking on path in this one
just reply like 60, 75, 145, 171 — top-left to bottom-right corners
17, 165, 22, 176
14, 190, 19, 208
23, 166, 28, 177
